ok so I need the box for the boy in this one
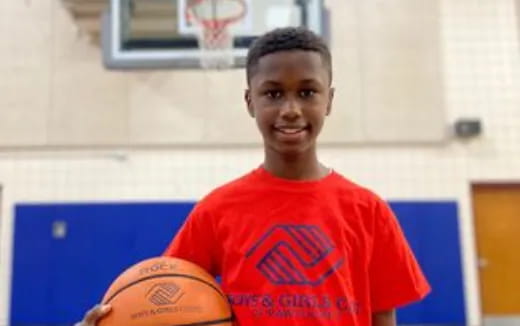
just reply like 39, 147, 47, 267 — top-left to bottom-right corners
79, 27, 430, 326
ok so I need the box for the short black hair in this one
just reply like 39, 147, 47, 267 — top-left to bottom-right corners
246, 27, 332, 84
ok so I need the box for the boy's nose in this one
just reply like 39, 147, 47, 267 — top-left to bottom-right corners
280, 99, 302, 120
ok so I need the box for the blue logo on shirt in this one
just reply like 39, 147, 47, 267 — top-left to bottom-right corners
246, 224, 344, 286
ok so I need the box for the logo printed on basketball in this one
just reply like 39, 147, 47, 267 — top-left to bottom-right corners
139, 262, 177, 276
146, 282, 184, 306
246, 225, 344, 286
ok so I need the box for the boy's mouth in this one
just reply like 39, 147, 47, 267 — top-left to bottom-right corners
273, 125, 309, 134
272, 125, 310, 141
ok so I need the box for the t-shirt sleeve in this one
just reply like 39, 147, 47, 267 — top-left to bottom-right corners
369, 197, 431, 312
163, 203, 220, 277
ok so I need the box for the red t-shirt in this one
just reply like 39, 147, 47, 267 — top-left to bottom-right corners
164, 167, 430, 326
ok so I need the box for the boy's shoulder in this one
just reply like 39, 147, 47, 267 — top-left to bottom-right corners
330, 171, 387, 206
195, 168, 260, 207
197, 167, 386, 209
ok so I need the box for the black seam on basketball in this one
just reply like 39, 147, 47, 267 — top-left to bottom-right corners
170, 316, 234, 326
104, 273, 226, 304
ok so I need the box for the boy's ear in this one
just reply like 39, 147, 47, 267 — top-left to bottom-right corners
326, 87, 335, 116
245, 89, 254, 117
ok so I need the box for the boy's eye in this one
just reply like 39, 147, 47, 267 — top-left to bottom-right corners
300, 89, 316, 98
265, 90, 283, 99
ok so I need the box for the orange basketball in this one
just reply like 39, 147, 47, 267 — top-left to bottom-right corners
98, 257, 233, 326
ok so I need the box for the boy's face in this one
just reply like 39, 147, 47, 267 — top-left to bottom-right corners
245, 50, 334, 156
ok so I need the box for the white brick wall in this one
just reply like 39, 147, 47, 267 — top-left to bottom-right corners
0, 0, 519, 325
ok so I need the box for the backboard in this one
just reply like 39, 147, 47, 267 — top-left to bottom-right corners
102, 0, 327, 69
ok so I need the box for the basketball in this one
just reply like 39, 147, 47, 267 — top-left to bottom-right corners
98, 257, 233, 326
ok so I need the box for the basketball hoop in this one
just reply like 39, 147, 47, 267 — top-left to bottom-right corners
186, 0, 247, 69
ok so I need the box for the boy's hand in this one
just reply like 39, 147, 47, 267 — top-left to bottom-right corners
372, 310, 396, 326
75, 304, 111, 326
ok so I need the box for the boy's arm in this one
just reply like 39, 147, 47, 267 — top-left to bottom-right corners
369, 196, 430, 312
372, 310, 396, 326
163, 203, 220, 276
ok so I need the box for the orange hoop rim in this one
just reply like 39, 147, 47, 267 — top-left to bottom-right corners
186, 0, 247, 29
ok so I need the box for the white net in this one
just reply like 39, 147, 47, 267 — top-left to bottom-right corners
187, 0, 247, 69
196, 22, 235, 69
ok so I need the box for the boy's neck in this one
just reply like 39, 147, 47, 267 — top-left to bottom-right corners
263, 149, 328, 181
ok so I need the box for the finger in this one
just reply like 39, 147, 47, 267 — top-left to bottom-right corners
99, 305, 111, 315
83, 305, 101, 324
84, 305, 111, 324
